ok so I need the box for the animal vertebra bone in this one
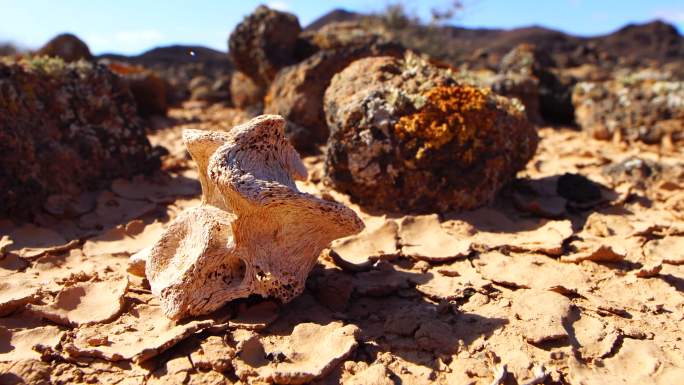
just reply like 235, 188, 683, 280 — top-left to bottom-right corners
140, 115, 364, 319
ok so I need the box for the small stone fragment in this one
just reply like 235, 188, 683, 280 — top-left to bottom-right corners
342, 363, 394, 385
562, 243, 626, 264
28, 275, 128, 327
0, 235, 14, 255
571, 313, 621, 361
399, 215, 472, 262
512, 289, 572, 344
83, 221, 166, 257
4, 224, 72, 258
64, 302, 221, 363
476, 252, 592, 292
415, 260, 490, 301
0, 279, 40, 317
353, 262, 414, 297
414, 319, 458, 353
230, 301, 280, 330
330, 220, 399, 270
644, 236, 684, 265
234, 322, 359, 384
190, 336, 236, 372
0, 325, 63, 361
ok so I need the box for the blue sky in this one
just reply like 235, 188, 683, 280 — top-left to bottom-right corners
1, 0, 683, 55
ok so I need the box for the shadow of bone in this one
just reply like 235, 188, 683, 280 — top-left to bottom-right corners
262, 260, 508, 369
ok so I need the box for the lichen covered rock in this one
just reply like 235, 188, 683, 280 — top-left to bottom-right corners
264, 26, 404, 152
324, 53, 537, 213
36, 33, 92, 62
573, 79, 684, 143
228, 5, 301, 86
0, 56, 156, 218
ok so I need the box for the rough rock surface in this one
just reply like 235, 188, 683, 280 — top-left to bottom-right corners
36, 33, 92, 62
324, 53, 538, 213
108, 62, 169, 117
499, 43, 576, 125
188, 75, 231, 104
230, 70, 265, 109
142, 115, 364, 319
573, 78, 684, 143
0, 56, 156, 218
264, 27, 404, 152
488, 73, 543, 124
228, 5, 301, 86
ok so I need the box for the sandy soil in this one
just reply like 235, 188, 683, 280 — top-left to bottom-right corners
1, 104, 683, 385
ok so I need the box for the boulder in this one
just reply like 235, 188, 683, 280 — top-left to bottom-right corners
228, 5, 301, 86
264, 25, 404, 152
37, 33, 92, 62
500, 43, 575, 124
230, 71, 265, 109
0, 57, 156, 218
324, 53, 538, 213
573, 79, 684, 143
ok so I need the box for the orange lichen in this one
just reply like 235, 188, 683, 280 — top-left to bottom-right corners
395, 85, 496, 162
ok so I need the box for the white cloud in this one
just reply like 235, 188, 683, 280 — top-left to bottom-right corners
267, 1, 290, 11
84, 29, 166, 55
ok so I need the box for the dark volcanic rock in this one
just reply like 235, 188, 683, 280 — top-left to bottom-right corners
228, 5, 301, 86
573, 78, 684, 143
37, 33, 93, 62
324, 53, 537, 213
0, 57, 156, 218
108, 62, 169, 117
500, 43, 575, 125
230, 71, 265, 109
265, 23, 404, 152
489, 73, 542, 125
189, 75, 231, 104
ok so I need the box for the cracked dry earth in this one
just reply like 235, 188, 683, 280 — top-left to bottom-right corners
2, 104, 684, 385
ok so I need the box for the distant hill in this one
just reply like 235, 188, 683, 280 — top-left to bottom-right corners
304, 9, 364, 31
306, 9, 684, 67
99, 44, 229, 66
